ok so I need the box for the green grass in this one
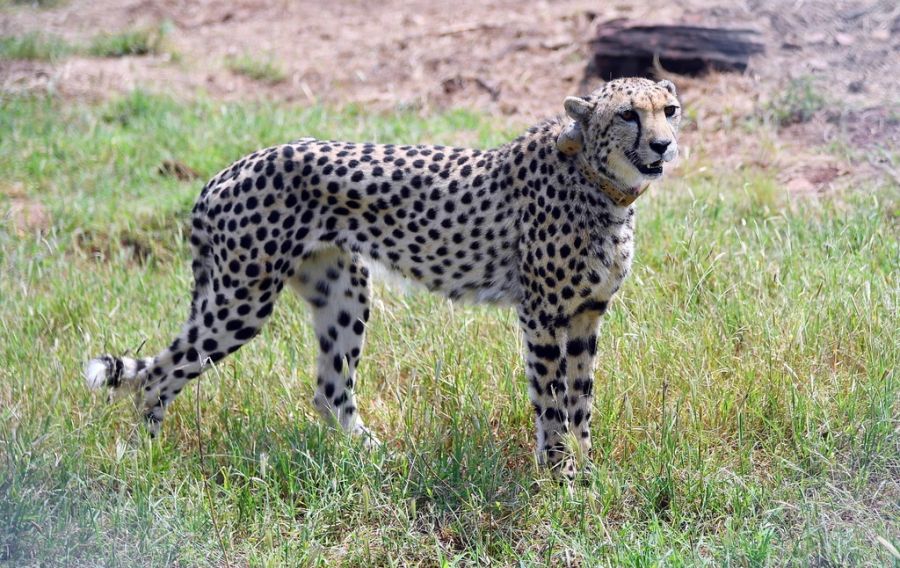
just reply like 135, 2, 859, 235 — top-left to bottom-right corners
765, 76, 828, 126
87, 27, 167, 58
226, 54, 288, 85
1, 0, 66, 7
0, 92, 897, 566
0, 25, 171, 61
0, 32, 72, 61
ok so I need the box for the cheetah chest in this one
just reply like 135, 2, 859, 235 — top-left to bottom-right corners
583, 221, 635, 304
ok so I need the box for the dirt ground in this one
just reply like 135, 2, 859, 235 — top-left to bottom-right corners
2, 0, 899, 193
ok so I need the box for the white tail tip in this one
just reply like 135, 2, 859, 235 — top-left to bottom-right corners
84, 358, 109, 389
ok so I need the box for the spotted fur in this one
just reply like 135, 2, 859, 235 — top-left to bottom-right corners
85, 77, 682, 478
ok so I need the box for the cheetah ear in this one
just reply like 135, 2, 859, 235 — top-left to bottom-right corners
559, 96, 592, 155
658, 79, 677, 96
564, 96, 593, 123
557, 121, 583, 155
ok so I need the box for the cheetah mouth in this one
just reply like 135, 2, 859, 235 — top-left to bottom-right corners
634, 159, 664, 176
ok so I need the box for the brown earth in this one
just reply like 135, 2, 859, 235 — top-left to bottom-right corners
1, 0, 898, 194
1, 180, 50, 234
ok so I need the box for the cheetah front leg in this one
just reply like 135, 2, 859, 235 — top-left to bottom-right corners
520, 318, 577, 480
565, 312, 602, 459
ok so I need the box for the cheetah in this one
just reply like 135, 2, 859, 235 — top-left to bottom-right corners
85, 77, 681, 478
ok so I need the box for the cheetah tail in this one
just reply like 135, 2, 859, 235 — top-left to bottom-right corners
84, 354, 152, 392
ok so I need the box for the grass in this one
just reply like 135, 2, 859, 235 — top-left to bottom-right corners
1, 0, 66, 7
0, 25, 170, 61
765, 76, 828, 126
226, 54, 288, 85
0, 32, 72, 61
0, 91, 898, 566
87, 26, 168, 58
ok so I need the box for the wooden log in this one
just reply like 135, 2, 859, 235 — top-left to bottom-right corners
588, 19, 765, 79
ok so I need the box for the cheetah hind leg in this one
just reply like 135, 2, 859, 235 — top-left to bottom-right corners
85, 261, 285, 437
289, 247, 379, 448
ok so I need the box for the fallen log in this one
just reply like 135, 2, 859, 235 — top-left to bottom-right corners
588, 19, 765, 79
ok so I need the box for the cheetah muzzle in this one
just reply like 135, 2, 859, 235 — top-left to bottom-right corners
84, 77, 682, 480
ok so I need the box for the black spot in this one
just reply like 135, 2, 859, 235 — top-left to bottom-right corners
256, 303, 273, 318
530, 343, 561, 360
574, 299, 608, 316
235, 327, 257, 341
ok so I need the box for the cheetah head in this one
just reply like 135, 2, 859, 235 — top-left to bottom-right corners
558, 77, 682, 192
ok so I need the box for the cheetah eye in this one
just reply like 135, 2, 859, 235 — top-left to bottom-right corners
664, 105, 679, 118
619, 110, 638, 122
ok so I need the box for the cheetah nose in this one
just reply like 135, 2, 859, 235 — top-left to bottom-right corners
649, 139, 671, 155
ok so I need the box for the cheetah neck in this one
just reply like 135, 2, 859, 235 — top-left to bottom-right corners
575, 153, 649, 208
